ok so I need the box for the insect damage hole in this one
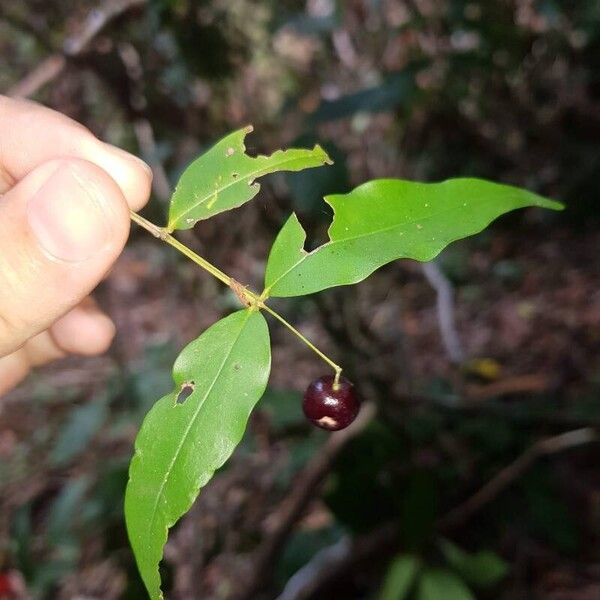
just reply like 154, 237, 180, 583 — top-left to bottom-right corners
177, 381, 195, 404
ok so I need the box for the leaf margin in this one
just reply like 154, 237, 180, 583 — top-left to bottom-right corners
124, 308, 271, 599
167, 125, 332, 231
263, 177, 563, 298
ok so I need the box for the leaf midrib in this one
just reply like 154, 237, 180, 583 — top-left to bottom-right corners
265, 189, 553, 294
265, 201, 470, 293
169, 149, 324, 228
146, 311, 251, 542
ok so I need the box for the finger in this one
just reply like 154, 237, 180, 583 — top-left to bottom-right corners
49, 298, 116, 356
0, 95, 152, 210
0, 158, 129, 356
0, 300, 116, 397
0, 330, 64, 397
0, 330, 66, 397
0, 348, 29, 397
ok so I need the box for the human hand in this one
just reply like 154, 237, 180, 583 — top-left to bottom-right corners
0, 96, 152, 396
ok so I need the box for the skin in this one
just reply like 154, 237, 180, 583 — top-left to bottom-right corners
0, 95, 153, 396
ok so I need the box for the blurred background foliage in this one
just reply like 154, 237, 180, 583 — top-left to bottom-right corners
0, 0, 599, 598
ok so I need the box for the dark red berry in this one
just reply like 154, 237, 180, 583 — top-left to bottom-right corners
0, 572, 14, 596
303, 375, 360, 431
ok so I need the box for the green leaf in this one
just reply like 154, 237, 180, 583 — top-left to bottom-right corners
439, 539, 509, 588
263, 178, 563, 297
310, 70, 418, 123
125, 309, 271, 599
50, 397, 108, 467
379, 554, 421, 600
167, 126, 331, 230
418, 569, 475, 600
47, 477, 90, 543
401, 470, 438, 550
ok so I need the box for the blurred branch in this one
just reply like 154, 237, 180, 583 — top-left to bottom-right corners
276, 522, 398, 600
464, 373, 554, 401
7, 0, 146, 98
332, 30, 357, 69
236, 402, 377, 600
7, 55, 67, 100
276, 538, 351, 600
279, 426, 597, 599
117, 43, 172, 202
437, 426, 598, 532
421, 261, 465, 364
133, 119, 172, 201
5, 0, 171, 203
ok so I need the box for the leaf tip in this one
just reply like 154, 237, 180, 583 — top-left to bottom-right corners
313, 143, 334, 165
548, 199, 565, 211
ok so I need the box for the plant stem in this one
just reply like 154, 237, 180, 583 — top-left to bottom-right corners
260, 304, 342, 378
130, 211, 342, 378
129, 211, 235, 290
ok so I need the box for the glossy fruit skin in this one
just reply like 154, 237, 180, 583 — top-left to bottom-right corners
303, 375, 360, 431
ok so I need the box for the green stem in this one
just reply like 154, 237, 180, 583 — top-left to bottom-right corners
260, 303, 342, 378
130, 211, 342, 378
129, 211, 234, 290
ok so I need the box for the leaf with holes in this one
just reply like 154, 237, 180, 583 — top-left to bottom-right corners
125, 309, 271, 599
167, 126, 332, 231
263, 178, 562, 298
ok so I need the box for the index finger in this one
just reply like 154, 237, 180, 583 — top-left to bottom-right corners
0, 95, 152, 211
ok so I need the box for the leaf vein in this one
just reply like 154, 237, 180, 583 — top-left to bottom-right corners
146, 311, 252, 542
170, 151, 324, 228
266, 200, 472, 292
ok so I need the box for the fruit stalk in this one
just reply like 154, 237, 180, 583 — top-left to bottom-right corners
259, 303, 342, 379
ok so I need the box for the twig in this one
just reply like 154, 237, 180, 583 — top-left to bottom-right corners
276, 538, 351, 600
275, 523, 398, 600
277, 427, 597, 599
5, 1, 171, 211
7, 0, 147, 98
464, 373, 554, 401
116, 41, 173, 202
421, 260, 465, 364
236, 402, 377, 600
437, 427, 597, 531
132, 118, 172, 202
7, 55, 67, 99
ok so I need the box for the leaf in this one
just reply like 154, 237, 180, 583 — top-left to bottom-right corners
167, 126, 331, 230
47, 477, 90, 543
263, 178, 563, 298
310, 70, 418, 123
418, 569, 475, 600
379, 554, 421, 600
439, 539, 509, 588
125, 309, 271, 599
50, 397, 108, 467
401, 470, 438, 550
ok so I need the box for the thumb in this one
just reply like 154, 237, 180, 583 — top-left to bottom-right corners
0, 158, 129, 356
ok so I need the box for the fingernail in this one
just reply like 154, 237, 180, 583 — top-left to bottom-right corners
103, 144, 153, 179
27, 164, 110, 262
